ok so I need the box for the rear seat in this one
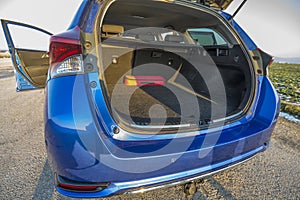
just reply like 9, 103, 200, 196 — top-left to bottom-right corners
136, 34, 156, 42
101, 26, 210, 95
164, 35, 184, 43
132, 48, 182, 80
101, 24, 124, 39
101, 25, 134, 96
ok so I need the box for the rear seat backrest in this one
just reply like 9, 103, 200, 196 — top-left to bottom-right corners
165, 35, 184, 43
101, 24, 124, 39
136, 34, 156, 42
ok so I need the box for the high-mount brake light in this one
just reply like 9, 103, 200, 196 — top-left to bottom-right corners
49, 38, 83, 78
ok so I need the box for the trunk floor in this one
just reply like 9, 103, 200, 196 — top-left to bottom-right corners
109, 83, 239, 126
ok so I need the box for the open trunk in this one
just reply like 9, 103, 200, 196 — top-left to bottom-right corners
99, 0, 254, 133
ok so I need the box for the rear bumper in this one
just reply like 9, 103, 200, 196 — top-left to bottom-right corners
45, 75, 279, 198
55, 125, 274, 198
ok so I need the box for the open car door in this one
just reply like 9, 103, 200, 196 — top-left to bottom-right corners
1, 19, 52, 91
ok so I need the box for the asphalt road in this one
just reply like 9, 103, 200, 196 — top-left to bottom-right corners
0, 61, 299, 199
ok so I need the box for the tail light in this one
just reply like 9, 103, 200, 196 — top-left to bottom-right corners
49, 32, 83, 78
56, 175, 109, 192
58, 183, 100, 191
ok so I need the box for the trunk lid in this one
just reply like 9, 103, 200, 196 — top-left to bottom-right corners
180, 0, 234, 10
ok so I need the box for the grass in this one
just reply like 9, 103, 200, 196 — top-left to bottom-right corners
268, 62, 300, 118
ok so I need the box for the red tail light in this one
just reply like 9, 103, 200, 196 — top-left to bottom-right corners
58, 183, 100, 191
50, 40, 82, 64
56, 175, 109, 192
49, 28, 83, 78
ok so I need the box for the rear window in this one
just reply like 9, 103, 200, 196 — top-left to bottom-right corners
188, 28, 227, 46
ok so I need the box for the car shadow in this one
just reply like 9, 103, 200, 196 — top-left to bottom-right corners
208, 176, 237, 199
193, 176, 237, 200
32, 159, 55, 200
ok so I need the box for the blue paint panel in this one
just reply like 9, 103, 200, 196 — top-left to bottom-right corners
68, 0, 103, 33
13, 55, 36, 91
68, 0, 89, 30
14, 71, 36, 91
45, 73, 279, 197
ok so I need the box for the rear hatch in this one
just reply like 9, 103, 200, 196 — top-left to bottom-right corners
187, 0, 234, 10
96, 0, 254, 134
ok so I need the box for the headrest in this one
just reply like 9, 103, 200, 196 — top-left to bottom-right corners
102, 24, 124, 38
165, 35, 184, 43
137, 34, 155, 42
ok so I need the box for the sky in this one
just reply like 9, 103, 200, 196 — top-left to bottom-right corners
0, 0, 300, 58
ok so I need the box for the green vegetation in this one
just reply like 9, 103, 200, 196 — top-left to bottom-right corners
280, 101, 300, 119
268, 62, 300, 118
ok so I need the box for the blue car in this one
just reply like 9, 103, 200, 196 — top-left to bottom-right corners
1, 0, 279, 198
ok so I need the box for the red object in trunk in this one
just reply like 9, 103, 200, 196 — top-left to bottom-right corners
124, 75, 165, 86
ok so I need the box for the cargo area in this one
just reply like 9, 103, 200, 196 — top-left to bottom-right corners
99, 0, 254, 132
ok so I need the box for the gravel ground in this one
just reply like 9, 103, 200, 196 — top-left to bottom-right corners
0, 59, 299, 199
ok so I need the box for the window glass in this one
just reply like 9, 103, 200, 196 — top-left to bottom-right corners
8, 24, 50, 51
188, 28, 227, 46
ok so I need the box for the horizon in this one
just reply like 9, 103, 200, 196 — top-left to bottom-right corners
0, 0, 300, 58
1, 51, 300, 64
